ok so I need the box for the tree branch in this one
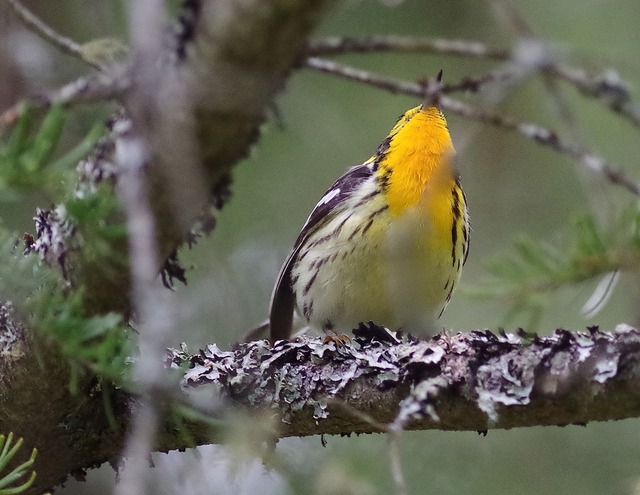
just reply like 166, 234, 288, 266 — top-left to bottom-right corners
172, 326, 640, 437
5, 0, 100, 69
4, 298, 640, 494
550, 65, 640, 129
0, 73, 130, 128
3, 4, 640, 493
304, 57, 640, 196
0, 1, 339, 492
8, 322, 639, 495
17, 0, 338, 319
307, 35, 510, 60
308, 34, 640, 130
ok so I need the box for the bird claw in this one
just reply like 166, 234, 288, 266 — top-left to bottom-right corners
323, 330, 351, 347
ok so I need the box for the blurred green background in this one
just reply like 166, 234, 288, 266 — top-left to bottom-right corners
3, 0, 640, 494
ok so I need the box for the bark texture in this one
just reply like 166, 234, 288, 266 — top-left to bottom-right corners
0, 1, 337, 493
5, 294, 640, 494
3, 1, 640, 494
172, 325, 640, 437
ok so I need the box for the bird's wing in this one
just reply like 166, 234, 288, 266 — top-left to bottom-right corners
268, 163, 374, 342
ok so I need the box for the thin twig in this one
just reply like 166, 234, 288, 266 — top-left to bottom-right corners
112, 2, 171, 495
441, 70, 516, 94
489, 0, 573, 120
309, 34, 640, 131
327, 398, 408, 495
489, 0, 615, 227
550, 65, 640, 129
307, 35, 510, 60
306, 56, 511, 96
439, 95, 640, 196
489, 0, 537, 38
5, 0, 102, 71
494, 1, 640, 129
306, 56, 429, 95
326, 397, 390, 432
112, 130, 170, 495
305, 57, 640, 197
388, 431, 408, 495
0, 72, 130, 128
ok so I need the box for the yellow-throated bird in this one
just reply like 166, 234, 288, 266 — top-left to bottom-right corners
269, 86, 469, 343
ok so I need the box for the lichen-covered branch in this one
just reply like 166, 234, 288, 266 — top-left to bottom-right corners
5, 284, 640, 494
170, 326, 640, 438
0, 1, 340, 493
0, 302, 129, 495
20, 0, 338, 318
4, 3, 640, 493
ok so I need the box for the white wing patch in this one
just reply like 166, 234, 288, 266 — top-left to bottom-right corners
317, 188, 340, 207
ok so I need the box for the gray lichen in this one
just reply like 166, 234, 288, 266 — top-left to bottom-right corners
0, 302, 25, 361
169, 325, 640, 436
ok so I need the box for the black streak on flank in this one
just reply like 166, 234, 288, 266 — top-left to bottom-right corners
302, 300, 313, 320
377, 167, 392, 192
451, 221, 458, 267
460, 183, 470, 266
361, 217, 376, 237
307, 212, 352, 248
303, 270, 319, 296
451, 185, 461, 220
353, 189, 380, 208
370, 205, 389, 218
375, 135, 392, 163
334, 213, 353, 236
362, 205, 390, 238
372, 130, 396, 176
315, 256, 329, 271
347, 225, 362, 242
451, 185, 461, 265
462, 219, 470, 264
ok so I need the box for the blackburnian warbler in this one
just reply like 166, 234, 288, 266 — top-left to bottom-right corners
268, 93, 469, 343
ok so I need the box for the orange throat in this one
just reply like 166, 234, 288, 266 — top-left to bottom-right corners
375, 106, 456, 217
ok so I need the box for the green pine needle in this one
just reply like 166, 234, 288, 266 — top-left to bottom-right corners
466, 205, 640, 326
0, 104, 104, 196
0, 433, 37, 495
